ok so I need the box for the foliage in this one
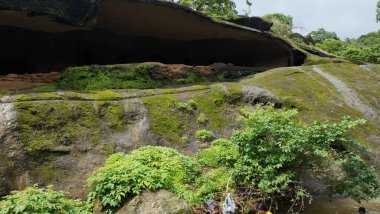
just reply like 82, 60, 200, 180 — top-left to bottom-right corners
262, 13, 293, 37
197, 113, 209, 124
195, 129, 214, 141
0, 186, 91, 214
56, 64, 258, 91
232, 105, 379, 206
57, 64, 155, 90
168, 0, 247, 19
87, 147, 199, 212
174, 100, 197, 113
14, 101, 127, 151
193, 167, 232, 203
307, 28, 339, 43
87, 105, 379, 212
377, 0, 380, 22
315, 31, 380, 64
325, 156, 380, 203
195, 139, 238, 168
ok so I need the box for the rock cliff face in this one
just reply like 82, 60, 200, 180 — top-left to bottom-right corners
0, 0, 305, 74
0, 63, 379, 202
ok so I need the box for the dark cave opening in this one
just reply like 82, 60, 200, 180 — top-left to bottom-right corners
0, 26, 304, 74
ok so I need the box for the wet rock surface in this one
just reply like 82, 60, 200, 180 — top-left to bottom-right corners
116, 190, 192, 214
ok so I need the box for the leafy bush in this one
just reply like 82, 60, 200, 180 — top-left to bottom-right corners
232, 105, 379, 206
193, 167, 232, 203
174, 100, 197, 113
197, 113, 209, 124
195, 139, 238, 168
195, 129, 214, 142
0, 186, 91, 214
87, 146, 199, 212
57, 64, 158, 90
262, 13, 293, 38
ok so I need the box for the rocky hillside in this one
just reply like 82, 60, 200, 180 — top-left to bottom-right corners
1, 62, 379, 206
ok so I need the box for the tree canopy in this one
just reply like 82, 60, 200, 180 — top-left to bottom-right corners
307, 28, 340, 43
261, 13, 294, 37
315, 30, 380, 64
168, 0, 252, 19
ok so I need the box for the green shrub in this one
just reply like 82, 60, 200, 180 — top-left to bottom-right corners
57, 64, 158, 90
193, 167, 232, 203
174, 101, 195, 113
197, 113, 209, 124
232, 105, 379, 205
195, 129, 214, 142
0, 186, 91, 214
87, 106, 379, 212
195, 139, 238, 168
87, 146, 199, 212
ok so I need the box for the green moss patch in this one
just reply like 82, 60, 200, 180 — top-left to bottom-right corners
242, 65, 380, 148
31, 165, 60, 184
143, 85, 241, 143
143, 94, 185, 143
15, 93, 63, 101
54, 63, 258, 91
15, 101, 128, 151
318, 63, 380, 111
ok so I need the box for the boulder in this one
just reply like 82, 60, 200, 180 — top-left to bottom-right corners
116, 190, 192, 214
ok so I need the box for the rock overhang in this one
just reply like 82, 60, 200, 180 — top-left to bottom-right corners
0, 0, 306, 74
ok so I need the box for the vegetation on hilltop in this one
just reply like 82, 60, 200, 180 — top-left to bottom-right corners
167, 0, 252, 18
52, 64, 257, 91
311, 29, 380, 64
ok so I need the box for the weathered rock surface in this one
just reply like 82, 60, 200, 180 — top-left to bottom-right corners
0, 72, 60, 90
0, 0, 306, 74
242, 85, 279, 106
228, 16, 273, 31
116, 190, 192, 214
0, 103, 28, 196
0, 62, 379, 204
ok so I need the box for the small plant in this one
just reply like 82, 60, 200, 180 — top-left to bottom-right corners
195, 139, 238, 168
174, 101, 193, 113
188, 99, 198, 109
87, 146, 199, 212
197, 113, 208, 124
0, 186, 91, 214
174, 100, 197, 113
195, 129, 214, 142
181, 136, 189, 144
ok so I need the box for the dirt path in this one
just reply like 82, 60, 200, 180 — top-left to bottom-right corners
312, 66, 379, 126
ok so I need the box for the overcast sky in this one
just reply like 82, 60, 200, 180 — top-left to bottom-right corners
234, 0, 379, 39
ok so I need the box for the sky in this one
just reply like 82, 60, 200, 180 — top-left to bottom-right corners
234, 0, 379, 39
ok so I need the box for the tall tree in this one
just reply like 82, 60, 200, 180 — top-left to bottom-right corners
261, 13, 293, 37
307, 28, 340, 44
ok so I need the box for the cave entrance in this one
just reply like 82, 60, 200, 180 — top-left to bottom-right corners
0, 26, 303, 75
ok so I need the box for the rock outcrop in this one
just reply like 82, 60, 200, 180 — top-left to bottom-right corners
116, 190, 192, 214
0, 0, 306, 74
228, 16, 273, 32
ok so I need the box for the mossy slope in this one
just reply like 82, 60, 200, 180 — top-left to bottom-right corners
242, 63, 380, 148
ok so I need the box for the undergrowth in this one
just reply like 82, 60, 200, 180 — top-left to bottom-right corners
0, 186, 91, 214
86, 106, 379, 213
54, 64, 257, 91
